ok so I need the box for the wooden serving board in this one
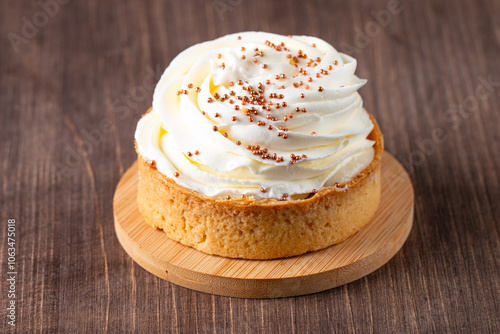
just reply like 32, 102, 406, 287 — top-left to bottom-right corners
114, 152, 414, 298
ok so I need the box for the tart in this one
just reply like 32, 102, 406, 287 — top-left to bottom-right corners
135, 32, 383, 259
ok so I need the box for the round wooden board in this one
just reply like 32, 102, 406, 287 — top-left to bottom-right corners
113, 152, 414, 298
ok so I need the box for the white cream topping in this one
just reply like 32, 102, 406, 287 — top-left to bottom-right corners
135, 32, 375, 200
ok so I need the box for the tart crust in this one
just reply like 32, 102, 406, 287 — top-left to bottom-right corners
136, 113, 384, 260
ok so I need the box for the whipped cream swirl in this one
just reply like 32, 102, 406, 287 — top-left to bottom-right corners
135, 32, 375, 200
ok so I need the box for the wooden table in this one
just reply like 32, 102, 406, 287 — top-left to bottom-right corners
1, 0, 499, 332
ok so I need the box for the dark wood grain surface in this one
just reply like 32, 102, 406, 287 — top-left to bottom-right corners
1, 0, 499, 332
